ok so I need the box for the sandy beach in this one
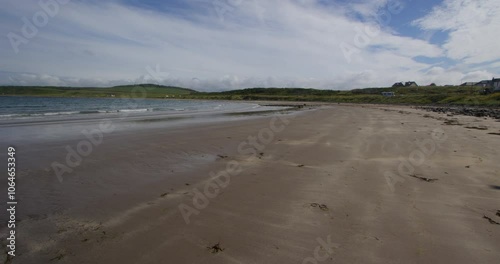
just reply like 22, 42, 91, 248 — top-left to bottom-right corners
1, 104, 500, 263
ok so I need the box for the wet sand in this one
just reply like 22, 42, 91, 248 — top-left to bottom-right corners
1, 104, 500, 263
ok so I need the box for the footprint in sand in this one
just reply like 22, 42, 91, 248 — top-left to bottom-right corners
310, 203, 329, 211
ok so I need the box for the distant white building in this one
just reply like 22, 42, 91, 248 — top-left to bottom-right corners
475, 80, 492, 88
405, 81, 418, 87
475, 78, 500, 91
493, 78, 500, 92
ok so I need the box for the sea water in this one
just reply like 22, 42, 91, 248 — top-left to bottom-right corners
0, 96, 257, 119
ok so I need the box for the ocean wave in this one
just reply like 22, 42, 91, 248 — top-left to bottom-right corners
79, 110, 102, 114
0, 114, 25, 118
118, 108, 149, 113
0, 98, 259, 120
44, 111, 80, 116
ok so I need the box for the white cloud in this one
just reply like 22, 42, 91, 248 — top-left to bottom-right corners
0, 0, 496, 90
414, 0, 500, 64
461, 70, 494, 82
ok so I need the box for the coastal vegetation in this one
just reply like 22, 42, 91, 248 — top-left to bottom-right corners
0, 84, 195, 98
1, 84, 499, 106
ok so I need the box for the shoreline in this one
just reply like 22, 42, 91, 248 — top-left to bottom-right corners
2, 94, 500, 108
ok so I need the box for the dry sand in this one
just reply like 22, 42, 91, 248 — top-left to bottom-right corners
1, 104, 500, 263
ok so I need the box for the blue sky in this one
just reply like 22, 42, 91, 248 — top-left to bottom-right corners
0, 0, 499, 90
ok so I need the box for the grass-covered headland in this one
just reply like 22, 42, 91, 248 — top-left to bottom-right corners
1, 84, 499, 106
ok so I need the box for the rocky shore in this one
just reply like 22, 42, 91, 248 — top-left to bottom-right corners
417, 106, 500, 120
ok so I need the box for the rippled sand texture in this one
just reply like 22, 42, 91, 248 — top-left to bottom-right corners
1, 104, 499, 264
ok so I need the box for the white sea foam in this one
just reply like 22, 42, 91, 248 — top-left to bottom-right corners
118, 109, 149, 113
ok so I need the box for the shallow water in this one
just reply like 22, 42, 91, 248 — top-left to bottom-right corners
0, 96, 289, 144
0, 96, 257, 119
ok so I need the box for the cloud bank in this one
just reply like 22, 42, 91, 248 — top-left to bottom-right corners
0, 0, 499, 90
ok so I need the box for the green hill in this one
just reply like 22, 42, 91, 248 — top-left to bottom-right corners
0, 84, 197, 98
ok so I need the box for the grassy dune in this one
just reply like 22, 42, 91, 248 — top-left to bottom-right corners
1, 84, 499, 106
186, 86, 500, 106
